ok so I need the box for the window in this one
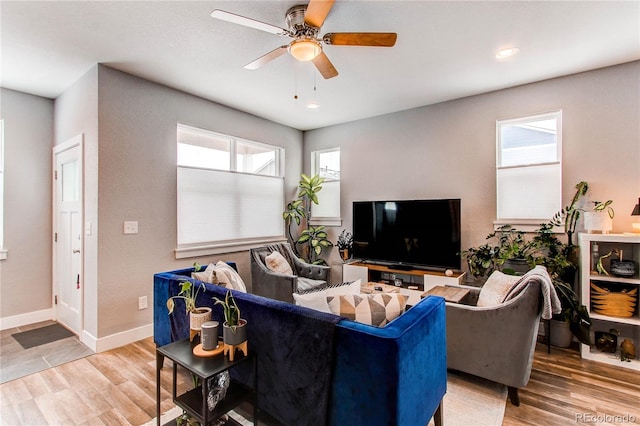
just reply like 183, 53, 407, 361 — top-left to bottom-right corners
310, 148, 341, 224
496, 111, 561, 225
176, 124, 284, 257
0, 120, 4, 260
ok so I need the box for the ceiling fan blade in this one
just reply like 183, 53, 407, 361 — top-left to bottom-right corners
211, 10, 289, 36
324, 32, 397, 47
304, 0, 335, 28
312, 51, 339, 79
244, 46, 289, 70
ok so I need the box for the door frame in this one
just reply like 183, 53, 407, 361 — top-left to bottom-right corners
52, 134, 84, 333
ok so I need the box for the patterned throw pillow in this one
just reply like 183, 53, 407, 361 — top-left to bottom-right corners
293, 280, 362, 313
265, 251, 294, 275
326, 293, 408, 326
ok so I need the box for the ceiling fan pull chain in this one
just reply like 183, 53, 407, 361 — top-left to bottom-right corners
294, 65, 299, 100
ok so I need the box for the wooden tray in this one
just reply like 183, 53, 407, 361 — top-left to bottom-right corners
193, 342, 224, 358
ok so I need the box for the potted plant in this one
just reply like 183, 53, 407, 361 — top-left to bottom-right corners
584, 200, 615, 234
461, 224, 534, 280
549, 181, 589, 246
213, 289, 247, 356
166, 276, 211, 333
528, 223, 591, 347
282, 174, 333, 264
336, 229, 353, 261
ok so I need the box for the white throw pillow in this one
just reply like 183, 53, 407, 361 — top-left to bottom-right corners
477, 270, 521, 307
265, 251, 294, 275
293, 280, 362, 313
326, 293, 408, 327
214, 261, 247, 292
191, 262, 247, 293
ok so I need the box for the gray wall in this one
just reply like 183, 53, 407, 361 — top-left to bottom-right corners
93, 66, 303, 338
0, 88, 54, 317
304, 61, 640, 265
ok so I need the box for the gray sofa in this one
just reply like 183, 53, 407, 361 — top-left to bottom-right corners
250, 242, 330, 303
446, 278, 543, 406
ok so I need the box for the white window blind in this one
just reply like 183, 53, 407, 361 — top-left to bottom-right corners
496, 111, 561, 222
176, 124, 284, 249
177, 168, 284, 245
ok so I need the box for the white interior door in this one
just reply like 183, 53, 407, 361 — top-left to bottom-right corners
54, 136, 83, 334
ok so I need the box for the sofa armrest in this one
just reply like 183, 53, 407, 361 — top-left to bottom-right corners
446, 281, 542, 388
330, 296, 447, 425
250, 250, 297, 303
292, 256, 330, 282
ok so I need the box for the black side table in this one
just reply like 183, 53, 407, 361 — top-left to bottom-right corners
156, 339, 257, 426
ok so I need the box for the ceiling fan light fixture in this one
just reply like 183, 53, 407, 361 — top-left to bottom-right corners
289, 39, 321, 62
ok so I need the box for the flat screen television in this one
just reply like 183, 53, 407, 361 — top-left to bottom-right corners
352, 199, 461, 271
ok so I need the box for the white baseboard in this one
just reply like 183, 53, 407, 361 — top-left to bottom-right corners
0, 308, 54, 330
1, 310, 153, 353
83, 323, 154, 353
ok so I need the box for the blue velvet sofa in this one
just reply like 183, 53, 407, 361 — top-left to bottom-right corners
154, 267, 446, 426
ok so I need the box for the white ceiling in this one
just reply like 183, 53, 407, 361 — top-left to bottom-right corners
2, 1, 639, 131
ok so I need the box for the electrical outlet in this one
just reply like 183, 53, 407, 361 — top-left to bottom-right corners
138, 296, 148, 310
124, 221, 138, 234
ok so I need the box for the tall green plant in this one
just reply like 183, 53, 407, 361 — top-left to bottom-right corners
549, 181, 589, 245
283, 174, 333, 264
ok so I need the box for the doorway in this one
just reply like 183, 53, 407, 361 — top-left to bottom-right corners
53, 135, 83, 335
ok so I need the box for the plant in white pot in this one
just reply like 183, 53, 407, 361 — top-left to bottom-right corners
166, 279, 212, 337
213, 289, 248, 361
584, 200, 615, 234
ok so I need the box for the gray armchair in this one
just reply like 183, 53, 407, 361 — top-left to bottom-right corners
446, 278, 543, 406
250, 242, 330, 303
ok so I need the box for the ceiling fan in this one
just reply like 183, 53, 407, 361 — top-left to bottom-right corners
210, 0, 397, 79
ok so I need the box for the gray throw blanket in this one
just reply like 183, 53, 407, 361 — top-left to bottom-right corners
504, 265, 562, 319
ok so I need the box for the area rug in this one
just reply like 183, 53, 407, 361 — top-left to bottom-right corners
1, 331, 93, 384
143, 406, 252, 426
147, 372, 507, 426
11, 323, 74, 349
429, 372, 508, 426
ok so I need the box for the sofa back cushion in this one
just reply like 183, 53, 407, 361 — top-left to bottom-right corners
327, 293, 408, 326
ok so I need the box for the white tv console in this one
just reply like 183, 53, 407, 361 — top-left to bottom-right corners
343, 261, 466, 305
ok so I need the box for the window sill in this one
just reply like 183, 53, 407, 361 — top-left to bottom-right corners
175, 237, 287, 259
493, 219, 562, 233
309, 217, 342, 227
0, 250, 7, 260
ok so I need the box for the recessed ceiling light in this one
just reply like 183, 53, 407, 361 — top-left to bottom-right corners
496, 47, 519, 59
306, 101, 320, 109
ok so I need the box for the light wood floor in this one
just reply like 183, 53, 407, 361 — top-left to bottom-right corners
1, 338, 639, 425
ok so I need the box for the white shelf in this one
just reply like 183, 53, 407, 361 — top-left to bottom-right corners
580, 343, 640, 371
589, 313, 640, 327
578, 233, 639, 370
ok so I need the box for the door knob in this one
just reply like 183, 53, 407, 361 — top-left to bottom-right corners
73, 249, 81, 254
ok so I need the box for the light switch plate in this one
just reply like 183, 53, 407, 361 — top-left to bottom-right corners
124, 221, 138, 234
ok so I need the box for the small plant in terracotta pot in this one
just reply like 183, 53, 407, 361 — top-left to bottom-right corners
167, 263, 212, 333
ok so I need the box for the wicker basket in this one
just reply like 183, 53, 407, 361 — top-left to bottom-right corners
591, 283, 637, 318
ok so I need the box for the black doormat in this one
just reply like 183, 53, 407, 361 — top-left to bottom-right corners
11, 323, 75, 349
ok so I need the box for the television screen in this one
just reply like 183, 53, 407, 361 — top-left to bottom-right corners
352, 199, 461, 271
